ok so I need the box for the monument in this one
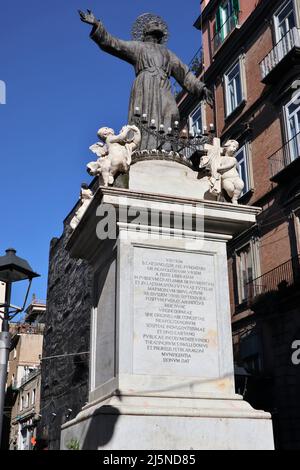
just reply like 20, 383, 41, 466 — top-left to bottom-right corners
60, 10, 274, 449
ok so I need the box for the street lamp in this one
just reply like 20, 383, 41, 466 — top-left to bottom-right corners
0, 248, 40, 445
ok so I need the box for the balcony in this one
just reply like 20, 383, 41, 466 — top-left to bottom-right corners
20, 367, 40, 387
260, 27, 300, 84
9, 322, 45, 337
212, 14, 239, 54
25, 297, 46, 323
189, 47, 203, 75
15, 406, 36, 423
268, 131, 300, 182
172, 47, 203, 97
246, 255, 300, 305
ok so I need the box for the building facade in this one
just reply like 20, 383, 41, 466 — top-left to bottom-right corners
9, 367, 42, 450
5, 299, 45, 450
178, 0, 300, 449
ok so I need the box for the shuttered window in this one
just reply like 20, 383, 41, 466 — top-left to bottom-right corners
214, 0, 240, 49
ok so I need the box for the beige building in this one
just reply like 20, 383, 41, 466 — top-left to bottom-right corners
5, 298, 45, 450
9, 367, 42, 450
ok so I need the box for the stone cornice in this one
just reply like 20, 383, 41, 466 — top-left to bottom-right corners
66, 187, 261, 262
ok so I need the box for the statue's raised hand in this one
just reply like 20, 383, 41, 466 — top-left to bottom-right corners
78, 9, 98, 26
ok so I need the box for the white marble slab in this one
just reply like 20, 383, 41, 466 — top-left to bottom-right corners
133, 246, 219, 378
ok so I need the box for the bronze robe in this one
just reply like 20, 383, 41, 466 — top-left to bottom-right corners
90, 22, 205, 149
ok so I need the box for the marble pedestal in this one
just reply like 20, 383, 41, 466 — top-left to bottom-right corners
62, 186, 274, 450
129, 159, 217, 200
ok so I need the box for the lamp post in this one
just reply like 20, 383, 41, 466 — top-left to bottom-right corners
0, 248, 40, 445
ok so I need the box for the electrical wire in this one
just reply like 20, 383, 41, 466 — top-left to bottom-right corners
40, 351, 89, 361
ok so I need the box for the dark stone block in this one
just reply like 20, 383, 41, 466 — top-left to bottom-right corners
38, 212, 93, 450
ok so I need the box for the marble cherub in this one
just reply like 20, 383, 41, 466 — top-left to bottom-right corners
200, 138, 244, 204
87, 125, 141, 186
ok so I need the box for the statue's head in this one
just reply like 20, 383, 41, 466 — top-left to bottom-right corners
132, 13, 169, 45
223, 139, 239, 156
98, 127, 114, 141
143, 20, 166, 43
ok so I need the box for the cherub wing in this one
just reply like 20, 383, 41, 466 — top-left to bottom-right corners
89, 142, 108, 158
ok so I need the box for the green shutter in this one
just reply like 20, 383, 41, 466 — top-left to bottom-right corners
232, 0, 240, 14
232, 0, 240, 25
215, 6, 222, 33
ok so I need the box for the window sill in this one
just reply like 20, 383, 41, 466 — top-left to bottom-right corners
212, 25, 241, 57
225, 99, 247, 123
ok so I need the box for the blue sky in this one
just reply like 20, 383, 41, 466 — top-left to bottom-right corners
0, 1, 201, 312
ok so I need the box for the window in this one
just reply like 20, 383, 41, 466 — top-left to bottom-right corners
224, 57, 245, 116
294, 209, 300, 254
235, 240, 260, 304
20, 396, 24, 411
285, 92, 300, 163
182, 103, 206, 159
235, 143, 252, 196
237, 245, 253, 303
31, 389, 36, 405
13, 348, 17, 359
188, 103, 204, 136
214, 0, 240, 50
273, 0, 297, 62
25, 393, 29, 408
274, 0, 296, 42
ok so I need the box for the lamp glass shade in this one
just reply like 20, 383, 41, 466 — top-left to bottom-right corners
0, 249, 40, 283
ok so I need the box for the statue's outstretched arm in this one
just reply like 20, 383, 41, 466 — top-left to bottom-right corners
169, 51, 213, 106
79, 9, 138, 65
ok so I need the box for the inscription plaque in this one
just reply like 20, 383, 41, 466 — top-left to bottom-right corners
133, 246, 219, 377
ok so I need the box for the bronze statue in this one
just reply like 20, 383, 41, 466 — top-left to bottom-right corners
79, 10, 213, 149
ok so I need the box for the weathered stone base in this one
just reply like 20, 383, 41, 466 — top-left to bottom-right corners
129, 159, 217, 200
65, 188, 274, 451
61, 394, 274, 450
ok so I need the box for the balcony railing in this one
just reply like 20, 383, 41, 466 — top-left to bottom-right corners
212, 14, 239, 53
15, 406, 36, 422
9, 322, 45, 336
20, 368, 40, 387
246, 255, 300, 304
188, 47, 203, 75
268, 131, 300, 179
260, 27, 300, 81
172, 47, 203, 96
